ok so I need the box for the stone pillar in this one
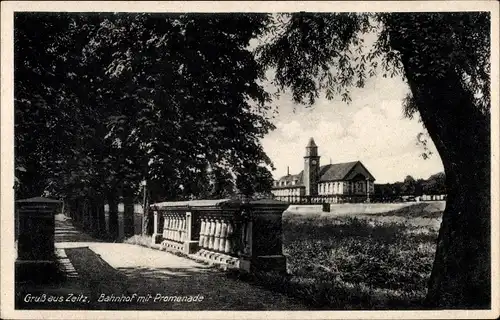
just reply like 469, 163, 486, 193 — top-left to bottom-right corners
151, 210, 162, 244
182, 211, 199, 254
241, 200, 290, 273
15, 197, 61, 283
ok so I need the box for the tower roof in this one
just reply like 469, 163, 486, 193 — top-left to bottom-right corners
306, 137, 317, 148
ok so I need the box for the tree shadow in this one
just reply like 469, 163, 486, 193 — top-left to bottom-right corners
54, 216, 105, 243
118, 266, 214, 280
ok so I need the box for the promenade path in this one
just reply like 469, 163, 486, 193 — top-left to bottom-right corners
17, 214, 305, 310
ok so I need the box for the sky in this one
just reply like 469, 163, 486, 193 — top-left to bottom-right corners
260, 74, 444, 184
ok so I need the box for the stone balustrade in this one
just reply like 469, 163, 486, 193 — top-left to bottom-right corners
149, 198, 289, 273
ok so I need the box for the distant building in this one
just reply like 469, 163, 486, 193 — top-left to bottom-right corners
271, 138, 376, 203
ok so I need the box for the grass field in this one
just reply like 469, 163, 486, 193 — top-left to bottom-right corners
252, 201, 445, 309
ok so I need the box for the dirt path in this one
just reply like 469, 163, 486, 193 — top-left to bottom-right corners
17, 214, 305, 310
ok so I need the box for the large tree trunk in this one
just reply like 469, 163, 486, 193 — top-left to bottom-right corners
97, 197, 106, 237
123, 189, 135, 238
141, 184, 152, 236
400, 56, 490, 308
90, 199, 98, 234
107, 192, 119, 241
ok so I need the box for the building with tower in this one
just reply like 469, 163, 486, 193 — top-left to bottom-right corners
271, 138, 376, 203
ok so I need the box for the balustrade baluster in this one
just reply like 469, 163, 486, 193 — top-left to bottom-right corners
165, 215, 169, 240
180, 216, 186, 241
168, 215, 173, 241
213, 218, 222, 252
203, 217, 211, 248
199, 218, 206, 247
225, 220, 234, 254
168, 215, 173, 240
163, 215, 168, 239
174, 215, 179, 241
172, 214, 177, 240
169, 215, 174, 241
176, 214, 180, 241
172, 215, 176, 240
208, 218, 216, 250
219, 219, 228, 252
162, 214, 168, 239
178, 215, 183, 242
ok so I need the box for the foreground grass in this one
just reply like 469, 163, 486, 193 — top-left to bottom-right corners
258, 202, 442, 309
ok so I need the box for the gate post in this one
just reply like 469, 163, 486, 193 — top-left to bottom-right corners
151, 210, 162, 244
15, 197, 61, 283
243, 199, 289, 273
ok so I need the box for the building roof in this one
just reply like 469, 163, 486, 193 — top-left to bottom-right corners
306, 137, 317, 148
274, 161, 375, 188
276, 171, 304, 184
319, 161, 359, 181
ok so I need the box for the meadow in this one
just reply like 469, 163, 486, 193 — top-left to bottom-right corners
250, 201, 445, 309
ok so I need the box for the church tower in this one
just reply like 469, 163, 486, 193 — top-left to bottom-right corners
303, 137, 320, 196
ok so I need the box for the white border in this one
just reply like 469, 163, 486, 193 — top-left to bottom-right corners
1, 1, 499, 319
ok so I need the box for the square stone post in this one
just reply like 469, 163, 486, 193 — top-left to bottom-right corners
182, 211, 199, 254
240, 199, 290, 273
151, 210, 162, 244
15, 197, 61, 283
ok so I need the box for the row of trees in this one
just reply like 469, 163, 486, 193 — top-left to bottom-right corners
374, 172, 446, 197
15, 13, 275, 238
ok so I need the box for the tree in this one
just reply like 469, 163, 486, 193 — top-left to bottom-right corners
415, 178, 425, 197
257, 12, 491, 308
401, 175, 416, 196
423, 172, 446, 195
235, 164, 274, 197
14, 13, 276, 239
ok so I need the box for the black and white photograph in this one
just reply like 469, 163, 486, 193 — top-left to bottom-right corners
1, 1, 499, 319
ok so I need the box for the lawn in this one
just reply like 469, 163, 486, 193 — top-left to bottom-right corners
251, 201, 445, 309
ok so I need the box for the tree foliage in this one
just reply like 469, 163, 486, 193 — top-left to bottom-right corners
375, 172, 446, 197
256, 11, 491, 308
15, 13, 275, 205
257, 12, 489, 112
